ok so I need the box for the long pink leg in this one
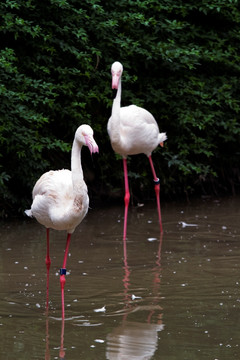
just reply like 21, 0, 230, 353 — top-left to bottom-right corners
123, 158, 130, 240
45, 228, 51, 311
60, 233, 71, 319
148, 156, 163, 233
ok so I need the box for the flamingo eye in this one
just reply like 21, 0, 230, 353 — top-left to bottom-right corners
112, 69, 122, 76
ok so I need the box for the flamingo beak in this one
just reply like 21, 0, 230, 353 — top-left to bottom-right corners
112, 74, 120, 89
84, 135, 99, 154
160, 142, 164, 147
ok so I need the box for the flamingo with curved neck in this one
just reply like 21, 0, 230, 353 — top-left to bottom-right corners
25, 124, 99, 318
107, 62, 167, 238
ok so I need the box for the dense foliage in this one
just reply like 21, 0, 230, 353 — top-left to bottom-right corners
0, 0, 240, 216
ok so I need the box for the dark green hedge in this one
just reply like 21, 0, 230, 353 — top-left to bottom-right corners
1, 0, 240, 216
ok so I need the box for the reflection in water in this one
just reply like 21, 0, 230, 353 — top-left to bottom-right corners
59, 317, 65, 360
33, 196, 240, 359
44, 253, 66, 360
107, 319, 164, 360
106, 235, 164, 359
45, 306, 65, 360
45, 313, 66, 360
1, 199, 240, 359
45, 313, 50, 360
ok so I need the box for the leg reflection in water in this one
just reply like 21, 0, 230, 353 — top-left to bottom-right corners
45, 310, 66, 360
106, 234, 164, 360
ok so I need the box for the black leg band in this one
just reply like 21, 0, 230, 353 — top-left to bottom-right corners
60, 268, 66, 275
153, 178, 160, 185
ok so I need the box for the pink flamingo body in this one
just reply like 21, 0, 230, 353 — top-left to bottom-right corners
107, 62, 167, 238
25, 124, 99, 318
108, 104, 165, 157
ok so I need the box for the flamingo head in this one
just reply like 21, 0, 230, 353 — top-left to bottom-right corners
111, 61, 123, 89
75, 124, 99, 154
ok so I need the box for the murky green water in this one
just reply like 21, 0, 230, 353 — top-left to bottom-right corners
0, 197, 240, 359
